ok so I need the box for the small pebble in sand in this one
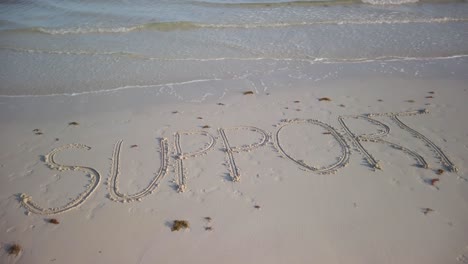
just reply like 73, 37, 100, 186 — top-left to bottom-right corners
130, 145, 138, 148
429, 178, 440, 186
68, 122, 79, 126
318, 97, 331, 102
243, 91, 254, 95
436, 169, 444, 175
202, 125, 210, 129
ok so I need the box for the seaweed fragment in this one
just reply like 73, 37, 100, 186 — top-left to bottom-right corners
7, 243, 21, 256
171, 220, 189, 231
48, 218, 59, 224
318, 97, 331, 102
68, 122, 79, 126
243, 91, 254, 95
436, 169, 444, 175
421, 208, 434, 215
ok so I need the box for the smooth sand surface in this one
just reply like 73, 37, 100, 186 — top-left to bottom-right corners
1, 59, 468, 263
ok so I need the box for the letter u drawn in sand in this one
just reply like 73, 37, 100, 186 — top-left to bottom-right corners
108, 138, 169, 203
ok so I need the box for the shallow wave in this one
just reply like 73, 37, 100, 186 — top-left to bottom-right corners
2, 17, 467, 35
189, 0, 357, 7
188, 0, 467, 6
361, 0, 418, 4
2, 46, 467, 63
0, 54, 467, 98
0, 46, 135, 56
0, 78, 223, 98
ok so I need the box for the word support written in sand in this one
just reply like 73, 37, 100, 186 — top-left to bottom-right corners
19, 110, 459, 215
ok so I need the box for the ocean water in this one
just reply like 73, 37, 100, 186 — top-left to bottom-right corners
0, 0, 467, 96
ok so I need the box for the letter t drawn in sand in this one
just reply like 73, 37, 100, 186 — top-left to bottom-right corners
218, 126, 269, 182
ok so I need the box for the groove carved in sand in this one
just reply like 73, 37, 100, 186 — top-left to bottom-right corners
20, 144, 101, 215
339, 114, 429, 170
338, 115, 390, 170
339, 109, 456, 172
108, 139, 169, 203
174, 130, 216, 192
388, 114, 457, 172
274, 119, 350, 174
218, 126, 269, 182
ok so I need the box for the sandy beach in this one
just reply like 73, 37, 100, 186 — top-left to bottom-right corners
1, 0, 468, 263
2, 58, 468, 263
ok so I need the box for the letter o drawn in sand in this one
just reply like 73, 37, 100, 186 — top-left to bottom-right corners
274, 119, 350, 175
20, 144, 101, 215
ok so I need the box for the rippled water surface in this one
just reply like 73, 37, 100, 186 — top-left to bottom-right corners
1, 0, 467, 96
